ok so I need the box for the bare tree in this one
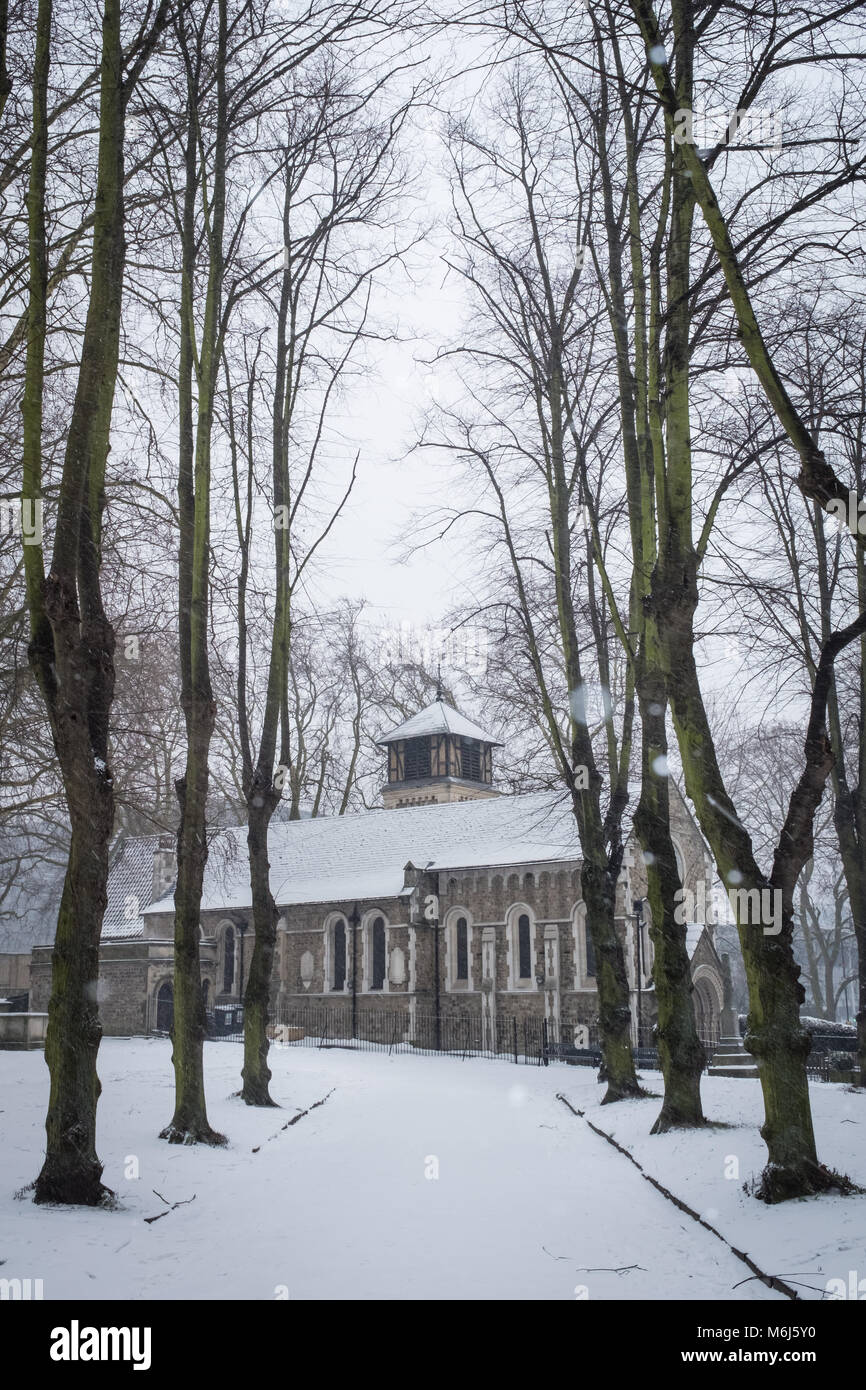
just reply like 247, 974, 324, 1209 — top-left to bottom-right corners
619, 0, 866, 1198
19, 0, 170, 1204
422, 76, 643, 1101
218, 64, 416, 1102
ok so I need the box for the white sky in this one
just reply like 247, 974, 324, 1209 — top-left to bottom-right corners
302, 102, 481, 636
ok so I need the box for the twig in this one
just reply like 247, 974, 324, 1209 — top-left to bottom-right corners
144, 1190, 196, 1224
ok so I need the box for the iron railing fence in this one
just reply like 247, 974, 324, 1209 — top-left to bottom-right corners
273, 1006, 589, 1066
805, 1035, 859, 1082
206, 1007, 859, 1080
211, 1004, 602, 1066
208, 1003, 723, 1071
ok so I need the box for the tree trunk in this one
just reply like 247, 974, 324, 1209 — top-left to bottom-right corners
585, 25, 701, 1124
547, 360, 641, 1104
161, 0, 228, 1146
161, 705, 225, 1145
635, 686, 705, 1132
658, 592, 842, 1199
26, 0, 123, 1205
579, 847, 643, 1103
241, 795, 279, 1106
624, 0, 837, 1198
34, 753, 113, 1204
858, 934, 866, 1086
833, 793, 866, 1083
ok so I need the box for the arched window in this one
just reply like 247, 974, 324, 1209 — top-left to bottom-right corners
156, 980, 173, 1032
518, 914, 532, 979
585, 928, 596, 978
324, 913, 350, 993
573, 903, 596, 989
333, 917, 347, 991
371, 916, 386, 990
507, 905, 535, 989
445, 909, 473, 991
456, 917, 468, 981
223, 926, 235, 994
641, 917, 654, 984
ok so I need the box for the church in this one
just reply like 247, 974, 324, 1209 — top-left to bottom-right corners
29, 698, 726, 1049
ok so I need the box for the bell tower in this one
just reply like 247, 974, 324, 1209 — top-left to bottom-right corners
378, 696, 501, 810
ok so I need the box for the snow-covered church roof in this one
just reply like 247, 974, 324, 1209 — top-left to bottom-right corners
377, 699, 502, 747
103, 834, 163, 941
142, 789, 579, 920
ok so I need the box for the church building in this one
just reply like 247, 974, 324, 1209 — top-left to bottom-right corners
29, 698, 725, 1049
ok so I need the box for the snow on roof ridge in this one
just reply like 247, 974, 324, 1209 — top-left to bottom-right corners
179, 785, 564, 840
377, 698, 502, 747
141, 787, 580, 916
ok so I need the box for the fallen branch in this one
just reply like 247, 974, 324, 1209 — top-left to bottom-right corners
252, 1088, 335, 1152
556, 1093, 799, 1301
144, 1190, 196, 1225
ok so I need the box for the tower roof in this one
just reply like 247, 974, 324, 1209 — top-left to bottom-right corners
376, 699, 502, 747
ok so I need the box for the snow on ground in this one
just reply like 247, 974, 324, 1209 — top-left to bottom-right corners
0, 1039, 863, 1301
576, 1071, 866, 1302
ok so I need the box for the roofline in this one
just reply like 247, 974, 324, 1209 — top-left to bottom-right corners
378, 775, 500, 791
375, 731, 503, 748
376, 699, 502, 747
430, 855, 581, 876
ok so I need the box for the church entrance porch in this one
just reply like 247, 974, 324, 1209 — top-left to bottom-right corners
692, 972, 723, 1049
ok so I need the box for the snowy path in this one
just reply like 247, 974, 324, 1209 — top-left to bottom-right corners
0, 1039, 796, 1300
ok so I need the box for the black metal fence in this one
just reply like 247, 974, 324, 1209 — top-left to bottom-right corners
213, 1003, 678, 1071
207, 1005, 857, 1079
268, 1007, 593, 1066
805, 1035, 859, 1082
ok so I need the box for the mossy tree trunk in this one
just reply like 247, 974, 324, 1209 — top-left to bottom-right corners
22, 0, 169, 1203
551, 439, 641, 1105
628, 0, 866, 535
819, 512, 866, 1084
161, 0, 228, 1146
589, 15, 705, 1128
626, 0, 864, 1198
234, 321, 289, 1106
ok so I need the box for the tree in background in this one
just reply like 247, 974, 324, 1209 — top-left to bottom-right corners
422, 75, 642, 1102
217, 57, 415, 1103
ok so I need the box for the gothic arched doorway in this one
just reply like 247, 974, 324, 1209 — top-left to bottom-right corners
156, 980, 174, 1033
692, 976, 720, 1047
